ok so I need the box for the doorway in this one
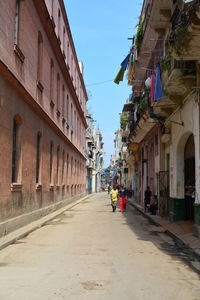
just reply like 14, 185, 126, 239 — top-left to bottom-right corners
184, 135, 195, 220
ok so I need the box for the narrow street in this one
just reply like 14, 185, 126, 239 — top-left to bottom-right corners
0, 193, 199, 300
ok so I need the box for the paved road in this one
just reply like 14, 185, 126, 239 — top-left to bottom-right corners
0, 193, 199, 300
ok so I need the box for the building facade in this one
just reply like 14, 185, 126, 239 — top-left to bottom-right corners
118, 0, 200, 237
86, 112, 104, 193
0, 0, 87, 230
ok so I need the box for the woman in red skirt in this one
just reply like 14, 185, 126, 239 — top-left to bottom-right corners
119, 185, 127, 212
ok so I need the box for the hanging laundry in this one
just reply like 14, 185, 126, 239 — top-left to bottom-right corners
154, 65, 164, 101
121, 54, 130, 70
114, 53, 130, 84
114, 67, 125, 85
150, 72, 156, 102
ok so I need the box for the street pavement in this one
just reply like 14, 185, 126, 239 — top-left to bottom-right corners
0, 192, 200, 300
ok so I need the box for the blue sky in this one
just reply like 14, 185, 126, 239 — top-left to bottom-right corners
64, 1, 142, 167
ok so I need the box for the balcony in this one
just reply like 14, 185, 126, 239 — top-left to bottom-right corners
148, 0, 171, 36
169, 1, 200, 60
86, 158, 95, 169
162, 59, 196, 104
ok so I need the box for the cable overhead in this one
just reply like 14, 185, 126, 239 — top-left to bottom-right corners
86, 79, 114, 87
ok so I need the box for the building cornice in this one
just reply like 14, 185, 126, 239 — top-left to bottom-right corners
58, 0, 88, 101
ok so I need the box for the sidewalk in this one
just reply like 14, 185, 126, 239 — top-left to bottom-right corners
0, 194, 93, 251
128, 199, 200, 259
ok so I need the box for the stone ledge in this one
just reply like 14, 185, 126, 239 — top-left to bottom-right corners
35, 184, 42, 191
14, 44, 25, 63
11, 183, 23, 192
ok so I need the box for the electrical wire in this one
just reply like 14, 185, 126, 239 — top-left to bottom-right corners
86, 79, 114, 87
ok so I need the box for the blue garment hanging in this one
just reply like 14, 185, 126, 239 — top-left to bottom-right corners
121, 54, 130, 71
154, 65, 164, 101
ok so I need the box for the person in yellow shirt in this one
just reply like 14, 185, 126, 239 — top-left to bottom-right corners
110, 186, 119, 212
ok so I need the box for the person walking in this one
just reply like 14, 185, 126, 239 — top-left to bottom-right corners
119, 185, 127, 212
110, 186, 119, 212
144, 186, 152, 212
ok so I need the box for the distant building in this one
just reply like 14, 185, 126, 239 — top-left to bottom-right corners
86, 112, 104, 193
0, 0, 87, 233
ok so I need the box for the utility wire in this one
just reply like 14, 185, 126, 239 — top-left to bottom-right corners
86, 79, 114, 87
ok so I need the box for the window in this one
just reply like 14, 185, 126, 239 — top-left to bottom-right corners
14, 0, 20, 45
37, 32, 43, 83
51, 0, 54, 16
11, 118, 22, 183
71, 156, 73, 176
50, 59, 54, 102
71, 103, 73, 127
74, 110, 76, 138
67, 41, 70, 66
62, 85, 65, 117
63, 27, 66, 53
62, 150, 65, 184
56, 146, 60, 184
58, 9, 61, 40
57, 74, 60, 114
71, 56, 73, 78
66, 95, 69, 122
75, 159, 76, 175
50, 142, 53, 184
66, 153, 69, 176
36, 133, 41, 184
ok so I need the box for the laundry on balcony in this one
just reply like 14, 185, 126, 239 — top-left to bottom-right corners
114, 53, 130, 85
154, 65, 164, 101
114, 67, 125, 84
150, 72, 156, 102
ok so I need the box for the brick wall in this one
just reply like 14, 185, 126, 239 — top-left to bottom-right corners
0, 0, 87, 221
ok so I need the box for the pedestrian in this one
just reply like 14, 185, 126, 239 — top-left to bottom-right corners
144, 186, 152, 212
119, 185, 127, 212
110, 186, 119, 212
107, 185, 111, 194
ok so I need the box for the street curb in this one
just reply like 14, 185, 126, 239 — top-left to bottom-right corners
0, 194, 95, 251
127, 200, 200, 260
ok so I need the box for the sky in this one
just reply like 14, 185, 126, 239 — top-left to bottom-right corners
64, 0, 142, 167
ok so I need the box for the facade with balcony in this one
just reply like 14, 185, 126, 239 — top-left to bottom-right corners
118, 0, 200, 237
